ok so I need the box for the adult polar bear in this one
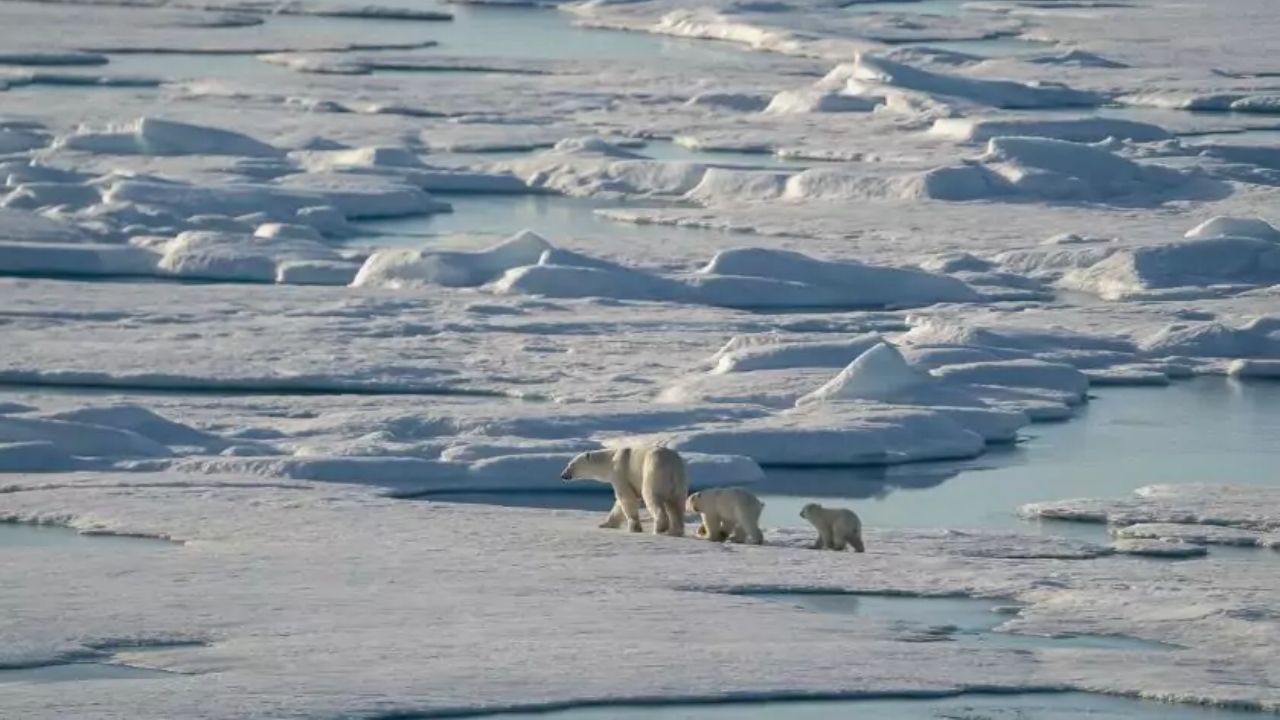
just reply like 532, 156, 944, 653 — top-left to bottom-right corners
560, 444, 689, 537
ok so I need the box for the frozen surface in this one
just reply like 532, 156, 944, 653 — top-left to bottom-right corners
5, 0, 1280, 716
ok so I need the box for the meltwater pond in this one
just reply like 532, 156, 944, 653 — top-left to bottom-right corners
351, 193, 748, 251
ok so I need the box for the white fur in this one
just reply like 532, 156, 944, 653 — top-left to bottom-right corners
560, 445, 689, 537
687, 486, 765, 545
799, 502, 865, 552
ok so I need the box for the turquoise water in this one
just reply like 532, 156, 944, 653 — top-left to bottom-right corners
755, 377, 1280, 534
350, 193, 742, 250
0, 662, 172, 684
0, 521, 172, 549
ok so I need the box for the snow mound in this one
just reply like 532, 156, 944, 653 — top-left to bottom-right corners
0, 441, 80, 472
708, 333, 886, 374
1026, 50, 1129, 69
1020, 484, 1280, 531
930, 359, 1090, 402
53, 117, 283, 158
1138, 319, 1280, 359
640, 405, 988, 467
0, 128, 49, 154
157, 230, 358, 285
368, 237, 984, 310
0, 415, 173, 460
796, 342, 929, 405
685, 91, 770, 112
1109, 538, 1208, 558
929, 117, 1171, 144
792, 342, 1031, 442
1112, 523, 1280, 549
843, 53, 1103, 110
0, 241, 158, 278
1119, 91, 1280, 114
104, 177, 447, 221
695, 247, 983, 308
1058, 236, 1280, 300
351, 230, 553, 289
976, 136, 1195, 203
1184, 216, 1280, 242
46, 405, 240, 453
763, 89, 883, 114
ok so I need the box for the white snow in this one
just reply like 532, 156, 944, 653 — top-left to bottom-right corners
5, 0, 1280, 715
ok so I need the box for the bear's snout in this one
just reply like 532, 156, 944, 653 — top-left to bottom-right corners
559, 470, 572, 480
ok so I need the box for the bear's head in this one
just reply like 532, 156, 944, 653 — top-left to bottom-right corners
799, 502, 822, 520
559, 449, 612, 482
685, 492, 703, 514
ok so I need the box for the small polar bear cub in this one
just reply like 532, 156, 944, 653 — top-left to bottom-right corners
687, 486, 765, 545
559, 444, 689, 537
799, 502, 865, 552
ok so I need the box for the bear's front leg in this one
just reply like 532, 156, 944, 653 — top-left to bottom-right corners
811, 526, 833, 550
599, 501, 626, 529
620, 496, 643, 533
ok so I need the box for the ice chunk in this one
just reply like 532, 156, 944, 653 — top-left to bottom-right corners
696, 247, 982, 307
47, 405, 238, 453
0, 441, 80, 472
1060, 237, 1280, 300
53, 117, 283, 158
0, 241, 158, 278
1184, 216, 1280, 242
763, 89, 883, 114
930, 359, 1090, 401
844, 53, 1103, 110
0, 415, 173, 459
351, 230, 553, 289
708, 333, 886, 374
928, 117, 1171, 144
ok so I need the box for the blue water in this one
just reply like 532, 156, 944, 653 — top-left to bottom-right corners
754, 377, 1280, 534
350, 193, 742, 251
422, 378, 1280, 561
0, 521, 173, 549
0, 662, 171, 684
487, 692, 1264, 720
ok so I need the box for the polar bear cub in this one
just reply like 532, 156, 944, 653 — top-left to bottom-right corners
687, 486, 765, 545
560, 444, 689, 537
799, 502, 865, 552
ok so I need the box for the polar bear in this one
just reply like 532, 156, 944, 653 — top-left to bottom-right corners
559, 444, 688, 537
687, 487, 765, 545
799, 502, 865, 552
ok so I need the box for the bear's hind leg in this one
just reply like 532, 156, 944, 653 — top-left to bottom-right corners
663, 497, 686, 537
848, 530, 865, 553
642, 486, 667, 536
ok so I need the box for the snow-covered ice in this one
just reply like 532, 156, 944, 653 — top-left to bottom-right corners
5, 0, 1280, 715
